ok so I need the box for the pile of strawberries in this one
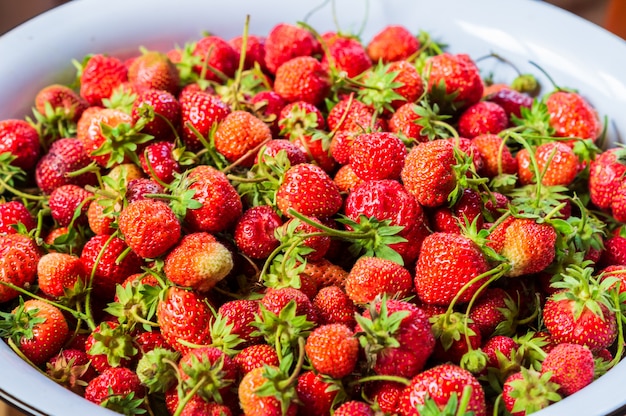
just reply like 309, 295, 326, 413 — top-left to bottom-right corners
0, 13, 625, 416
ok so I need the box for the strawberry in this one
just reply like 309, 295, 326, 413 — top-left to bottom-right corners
184, 164, 243, 233
0, 119, 41, 171
214, 110, 272, 167
431, 317, 482, 365
356, 298, 435, 378
365, 381, 404, 414
126, 177, 165, 203
238, 366, 298, 416
481, 335, 519, 377
502, 368, 561, 416
471, 133, 518, 178
46, 348, 97, 394
190, 35, 239, 82
79, 54, 128, 106
249, 91, 287, 137
229, 34, 267, 72
387, 102, 429, 143
326, 94, 385, 133
86, 197, 116, 236
156, 286, 213, 354
301, 258, 349, 289
457, 101, 508, 138
485, 86, 533, 119
139, 140, 181, 184
321, 33, 372, 79
468, 287, 516, 338
264, 23, 321, 75
276, 163, 342, 218
48, 183, 93, 227
349, 132, 406, 181
235, 343, 279, 375
131, 88, 181, 141
234, 205, 283, 260
273, 56, 331, 106
400, 139, 457, 208
84, 366, 146, 412
588, 147, 626, 211
541, 342, 594, 397
279, 216, 331, 262
179, 89, 230, 151
177, 346, 238, 405
425, 53, 484, 112
295, 370, 340, 416
517, 141, 579, 186
259, 286, 319, 329
397, 363, 486, 416
0, 299, 69, 366
414, 232, 491, 306
0, 200, 35, 234
35, 137, 98, 194
31, 84, 89, 142
80, 234, 143, 300
37, 252, 87, 298
334, 401, 375, 416
344, 256, 413, 305
384, 60, 425, 110
304, 323, 358, 379
545, 90, 602, 143
312, 285, 356, 327
164, 232, 233, 292
431, 187, 484, 233
127, 50, 180, 94
118, 198, 181, 259
333, 163, 363, 192
366, 25, 419, 63
256, 139, 308, 166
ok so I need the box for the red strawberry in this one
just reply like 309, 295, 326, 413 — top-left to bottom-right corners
333, 163, 363, 193
397, 363, 486, 416
481, 335, 519, 375
37, 252, 87, 298
0, 233, 41, 303
229, 34, 267, 72
485, 87, 533, 119
344, 256, 413, 305
179, 90, 230, 151
1, 299, 69, 366
156, 286, 213, 354
164, 232, 233, 292
334, 401, 375, 416
388, 102, 429, 143
46, 348, 97, 394
588, 147, 626, 210
177, 346, 238, 405
84, 321, 136, 373
541, 342, 594, 396
238, 366, 298, 416
191, 35, 239, 82
235, 343, 279, 375
457, 101, 508, 138
276, 163, 343, 218
79, 54, 128, 106
0, 200, 35, 234
184, 165, 243, 233
35, 137, 98, 194
545, 90, 602, 143
260, 286, 318, 325
131, 88, 181, 141
295, 370, 340, 416
425, 53, 484, 111
366, 381, 404, 414
415, 232, 491, 306
517, 141, 579, 186
214, 110, 272, 167
321, 33, 372, 78
349, 132, 406, 181
366, 25, 419, 63
126, 177, 165, 203
312, 285, 357, 327
139, 140, 181, 184
118, 198, 181, 259
385, 60, 425, 110
0, 119, 41, 171
48, 184, 93, 227
264, 23, 321, 75
471, 133, 518, 178
234, 205, 283, 260
217, 298, 262, 349
301, 258, 349, 289
34, 84, 89, 123
468, 288, 515, 338
127, 50, 180, 94
249, 91, 287, 137
256, 139, 308, 166
80, 234, 143, 300
86, 197, 115, 236
84, 366, 145, 410
305, 323, 359, 379
273, 56, 331, 106
326, 94, 385, 133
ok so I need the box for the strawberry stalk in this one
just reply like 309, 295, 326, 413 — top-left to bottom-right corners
173, 375, 208, 416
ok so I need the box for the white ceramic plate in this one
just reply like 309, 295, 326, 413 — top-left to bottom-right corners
1, 0, 625, 415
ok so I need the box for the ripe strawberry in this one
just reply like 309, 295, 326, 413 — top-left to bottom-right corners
471, 133, 518, 178
235, 343, 279, 375
588, 147, 626, 210
344, 256, 413, 305
425, 53, 484, 111
0, 234, 40, 304
190, 35, 239, 82
312, 285, 356, 327
334, 401, 375, 416
184, 164, 243, 233
295, 370, 340, 416
156, 286, 213, 355
349, 132, 406, 181
131, 88, 181, 141
545, 90, 602, 143
301, 258, 349, 289
256, 139, 308, 166
0, 119, 41, 171
118, 198, 181, 259
485, 86, 533, 119
356, 298, 435, 378
264, 23, 321, 75
366, 25, 419, 63
305, 323, 359, 379
80, 234, 143, 300
387, 102, 429, 143
415, 232, 491, 306
234, 205, 283, 260
276, 163, 343, 218
273, 56, 331, 106
385, 60, 425, 110
177, 346, 238, 405
432, 317, 482, 365
541, 342, 594, 397
35, 137, 98, 194
0, 299, 69, 366
249, 91, 288, 137
229, 34, 267, 72
397, 363, 486, 416
238, 366, 298, 416
260, 286, 318, 325
326, 94, 385, 133
214, 110, 272, 167
321, 33, 372, 78
126, 177, 165, 203
400, 139, 457, 208
279, 216, 331, 262
79, 54, 128, 106
34, 84, 89, 123
180, 89, 230, 151
481, 335, 519, 376
84, 366, 146, 410
37, 252, 87, 298
164, 232, 233, 292
468, 287, 515, 338
48, 184, 93, 227
86, 197, 115, 236
502, 368, 561, 416
457, 101, 508, 138
0, 200, 35, 234
127, 50, 180, 94
333, 163, 363, 192
138, 140, 180, 184
517, 141, 579, 186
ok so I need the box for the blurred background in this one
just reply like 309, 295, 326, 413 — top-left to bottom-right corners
0, 0, 624, 416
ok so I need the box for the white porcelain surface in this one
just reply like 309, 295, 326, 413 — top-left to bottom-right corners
0, 0, 625, 415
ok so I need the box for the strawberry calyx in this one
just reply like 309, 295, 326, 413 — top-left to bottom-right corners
416, 384, 477, 416
45, 352, 92, 390
135, 347, 180, 394
505, 367, 561, 414
91, 120, 154, 168
102, 86, 137, 114
411, 99, 455, 142
353, 61, 405, 116
178, 352, 233, 404
99, 387, 146, 416
206, 311, 244, 356
143, 170, 202, 220
104, 283, 159, 332
0, 298, 46, 345
27, 101, 79, 148
88, 321, 138, 368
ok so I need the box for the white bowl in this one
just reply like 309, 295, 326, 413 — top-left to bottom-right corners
1, 0, 625, 415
